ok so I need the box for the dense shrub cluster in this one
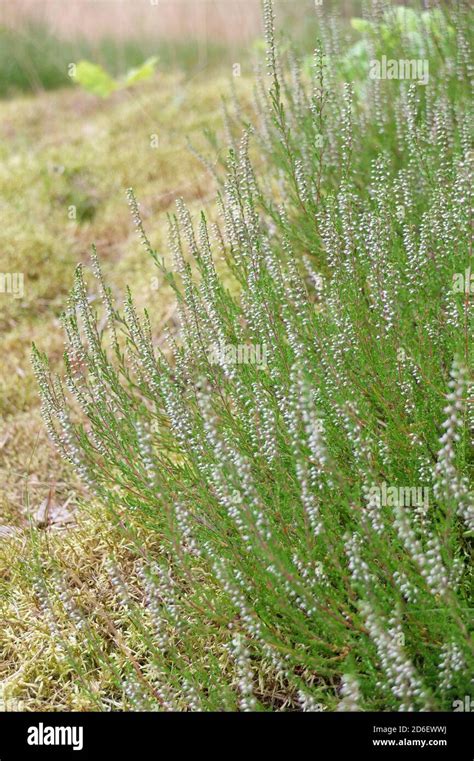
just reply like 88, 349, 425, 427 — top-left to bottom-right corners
33, 1, 473, 711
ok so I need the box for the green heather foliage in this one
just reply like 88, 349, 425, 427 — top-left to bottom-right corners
33, 1, 473, 711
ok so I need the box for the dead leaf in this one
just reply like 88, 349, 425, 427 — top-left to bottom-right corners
0, 433, 11, 451
0, 525, 19, 539
35, 493, 75, 529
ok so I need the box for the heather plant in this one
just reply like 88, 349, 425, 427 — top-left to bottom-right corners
31, 0, 473, 711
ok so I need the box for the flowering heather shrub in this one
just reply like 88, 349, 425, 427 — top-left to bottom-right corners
33, 1, 473, 711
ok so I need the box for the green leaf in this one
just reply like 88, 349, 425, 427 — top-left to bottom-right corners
405, 30, 424, 54
252, 37, 267, 54
122, 56, 159, 87
340, 40, 371, 81
393, 6, 420, 33
350, 18, 373, 34
421, 9, 455, 37
72, 60, 117, 98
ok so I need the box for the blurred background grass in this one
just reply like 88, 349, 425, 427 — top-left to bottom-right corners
0, 0, 260, 97
0, 1, 369, 97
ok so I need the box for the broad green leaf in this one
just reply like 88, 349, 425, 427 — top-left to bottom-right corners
405, 30, 424, 54
421, 9, 455, 37
73, 60, 117, 98
393, 6, 420, 32
252, 38, 267, 54
350, 18, 373, 34
123, 56, 159, 87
